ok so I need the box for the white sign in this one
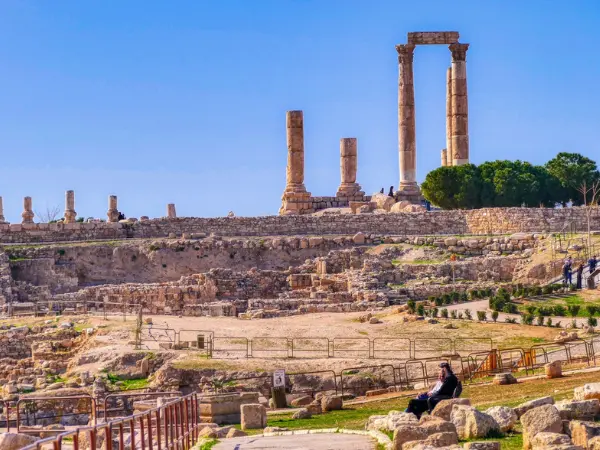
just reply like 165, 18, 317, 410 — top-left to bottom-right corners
273, 369, 286, 388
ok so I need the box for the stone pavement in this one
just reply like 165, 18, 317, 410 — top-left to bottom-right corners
212, 432, 377, 449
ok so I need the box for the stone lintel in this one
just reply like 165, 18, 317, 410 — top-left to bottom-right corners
407, 31, 459, 45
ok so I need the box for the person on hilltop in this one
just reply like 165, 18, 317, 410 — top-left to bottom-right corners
563, 257, 573, 285
379, 188, 385, 194
576, 263, 584, 289
388, 186, 394, 197
405, 362, 458, 419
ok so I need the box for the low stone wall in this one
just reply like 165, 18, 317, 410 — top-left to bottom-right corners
0, 207, 596, 244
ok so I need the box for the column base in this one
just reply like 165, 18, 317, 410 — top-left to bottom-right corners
21, 212, 34, 224
280, 188, 313, 215
394, 184, 423, 204
336, 183, 364, 198
107, 209, 120, 223
64, 211, 77, 224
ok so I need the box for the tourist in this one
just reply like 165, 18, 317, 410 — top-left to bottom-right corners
388, 186, 394, 197
379, 188, 384, 194
576, 263, 584, 289
589, 255, 598, 273
405, 362, 458, 419
563, 257, 573, 285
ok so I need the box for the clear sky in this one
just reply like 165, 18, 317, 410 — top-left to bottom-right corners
1, 0, 599, 222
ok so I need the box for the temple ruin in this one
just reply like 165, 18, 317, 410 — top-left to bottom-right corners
279, 31, 470, 214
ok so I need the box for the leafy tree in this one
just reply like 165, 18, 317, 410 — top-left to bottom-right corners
421, 164, 481, 209
546, 152, 600, 205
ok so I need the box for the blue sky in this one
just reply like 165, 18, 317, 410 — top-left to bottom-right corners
1, 1, 599, 222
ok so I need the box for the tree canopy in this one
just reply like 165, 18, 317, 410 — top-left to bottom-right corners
421, 152, 598, 209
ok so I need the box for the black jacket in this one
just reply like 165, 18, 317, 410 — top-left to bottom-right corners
433, 373, 458, 398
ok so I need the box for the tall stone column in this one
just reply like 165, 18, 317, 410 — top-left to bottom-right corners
64, 190, 77, 223
280, 110, 311, 214
22, 197, 34, 224
167, 203, 177, 219
107, 195, 119, 222
336, 138, 364, 197
0, 197, 5, 223
396, 44, 420, 196
449, 43, 470, 165
441, 149, 448, 167
446, 66, 454, 165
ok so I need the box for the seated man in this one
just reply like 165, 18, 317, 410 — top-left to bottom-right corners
405, 362, 458, 419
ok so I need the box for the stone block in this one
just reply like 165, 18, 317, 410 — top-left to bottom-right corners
556, 399, 600, 420
240, 403, 266, 430
432, 398, 471, 421
575, 383, 600, 401
570, 421, 600, 448
464, 443, 500, 450
521, 405, 563, 450
545, 361, 563, 379
515, 396, 555, 418
391, 425, 427, 450
321, 394, 343, 412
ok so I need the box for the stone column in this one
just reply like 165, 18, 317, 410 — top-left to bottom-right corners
167, 203, 177, 219
107, 195, 119, 222
441, 149, 448, 167
446, 66, 454, 165
449, 43, 469, 165
64, 190, 77, 223
396, 44, 420, 196
22, 197, 34, 224
0, 197, 5, 223
279, 110, 311, 214
336, 138, 364, 197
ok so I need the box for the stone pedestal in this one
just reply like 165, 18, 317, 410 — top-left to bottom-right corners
21, 197, 34, 224
167, 203, 177, 219
280, 110, 312, 215
449, 43, 469, 166
396, 44, 421, 198
107, 195, 119, 223
336, 138, 364, 197
446, 67, 454, 165
0, 196, 5, 223
64, 190, 77, 223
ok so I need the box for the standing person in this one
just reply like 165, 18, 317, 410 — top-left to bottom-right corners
563, 257, 573, 286
589, 255, 598, 273
405, 362, 458, 419
577, 264, 584, 289
379, 188, 384, 194
388, 186, 394, 197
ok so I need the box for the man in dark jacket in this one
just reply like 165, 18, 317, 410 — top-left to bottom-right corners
405, 362, 458, 419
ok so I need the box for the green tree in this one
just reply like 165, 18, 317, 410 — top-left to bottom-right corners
546, 152, 600, 205
421, 164, 481, 209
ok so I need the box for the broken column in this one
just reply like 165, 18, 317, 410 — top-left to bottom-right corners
446, 67, 454, 165
107, 195, 119, 222
441, 149, 448, 167
279, 110, 311, 214
21, 197, 34, 224
0, 197, 5, 223
64, 190, 77, 223
396, 44, 420, 199
336, 138, 364, 197
449, 43, 470, 165
167, 203, 177, 219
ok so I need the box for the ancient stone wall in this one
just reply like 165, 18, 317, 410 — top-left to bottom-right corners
0, 208, 597, 243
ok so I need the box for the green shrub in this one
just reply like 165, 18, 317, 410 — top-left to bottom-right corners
526, 305, 537, 315
464, 309, 472, 320
536, 315, 544, 326
407, 300, 416, 314
553, 305, 567, 317
460, 292, 468, 302
476, 311, 487, 321
468, 289, 479, 300
416, 303, 425, 316
568, 305, 581, 317
588, 317, 598, 327
491, 310, 499, 322
505, 317, 518, 324
442, 294, 452, 305
441, 308, 449, 319
450, 310, 457, 320
451, 292, 460, 303
586, 305, 598, 317
546, 317, 553, 327
431, 308, 439, 318
503, 303, 518, 314
434, 297, 443, 307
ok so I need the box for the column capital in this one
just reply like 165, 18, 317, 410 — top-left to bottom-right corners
395, 44, 415, 64
449, 43, 469, 61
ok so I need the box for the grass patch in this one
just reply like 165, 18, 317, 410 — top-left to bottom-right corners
198, 439, 219, 450
121, 378, 150, 390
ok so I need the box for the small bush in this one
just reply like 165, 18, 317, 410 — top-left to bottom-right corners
464, 309, 472, 320
569, 284, 577, 292
568, 305, 581, 317
431, 307, 439, 318
526, 305, 537, 315
571, 319, 578, 329
542, 286, 552, 295
458, 312, 464, 319
407, 300, 416, 314
477, 310, 487, 321
450, 310, 457, 320
505, 317, 517, 324
434, 297, 443, 307
441, 308, 449, 319
588, 317, 598, 327
451, 292, 460, 303
546, 317, 553, 327
491, 310, 499, 322
442, 294, 452, 305
586, 305, 598, 317
555, 321, 562, 328
460, 292, 468, 302
469, 289, 479, 300
536, 315, 544, 326
553, 305, 567, 317
416, 303, 425, 317
503, 303, 518, 314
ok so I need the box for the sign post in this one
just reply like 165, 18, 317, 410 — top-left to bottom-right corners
271, 369, 287, 408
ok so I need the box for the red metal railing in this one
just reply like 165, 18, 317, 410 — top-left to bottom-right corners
20, 393, 199, 450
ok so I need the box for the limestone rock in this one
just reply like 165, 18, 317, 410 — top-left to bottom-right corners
0, 433, 39, 450
371, 193, 395, 211
198, 427, 217, 438
574, 383, 600, 401
321, 394, 343, 412
240, 404, 267, 430
353, 232, 366, 244
464, 443, 500, 450
492, 372, 517, 385
515, 396, 555, 418
263, 426, 288, 433
450, 404, 472, 438
387, 411, 418, 430
545, 361, 563, 379
521, 405, 563, 450
570, 421, 600, 448
391, 425, 427, 450
463, 409, 499, 439
291, 408, 311, 419
390, 201, 411, 213
419, 415, 457, 435
531, 432, 572, 449
226, 428, 247, 438
589, 436, 600, 450
432, 398, 471, 421
555, 399, 600, 420
485, 406, 517, 432
290, 396, 313, 407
